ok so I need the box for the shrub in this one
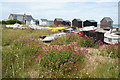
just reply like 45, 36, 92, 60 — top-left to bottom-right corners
36, 43, 88, 73
2, 19, 22, 24
77, 36, 100, 48
1, 21, 7, 24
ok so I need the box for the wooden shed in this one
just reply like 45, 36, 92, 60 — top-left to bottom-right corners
62, 20, 71, 26
100, 17, 113, 30
95, 31, 105, 43
54, 18, 63, 26
83, 20, 97, 27
72, 19, 82, 28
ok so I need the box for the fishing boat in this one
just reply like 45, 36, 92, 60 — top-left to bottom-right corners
104, 28, 120, 44
40, 32, 66, 42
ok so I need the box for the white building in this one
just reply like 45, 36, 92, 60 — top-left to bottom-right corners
8, 13, 35, 25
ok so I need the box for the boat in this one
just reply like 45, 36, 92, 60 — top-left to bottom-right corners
77, 26, 97, 36
40, 32, 66, 42
61, 28, 75, 33
47, 27, 68, 32
104, 28, 120, 44
6, 23, 23, 28
81, 26, 97, 31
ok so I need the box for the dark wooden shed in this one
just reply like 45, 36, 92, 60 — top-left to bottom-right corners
62, 20, 71, 26
100, 17, 113, 30
96, 32, 104, 42
72, 19, 82, 28
54, 18, 63, 26
83, 20, 97, 27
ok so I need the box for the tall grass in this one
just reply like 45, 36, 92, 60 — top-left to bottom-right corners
2, 27, 119, 78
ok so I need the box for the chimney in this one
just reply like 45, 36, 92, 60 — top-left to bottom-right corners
23, 13, 26, 24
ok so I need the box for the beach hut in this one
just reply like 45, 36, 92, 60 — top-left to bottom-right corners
47, 20, 54, 25
62, 20, 71, 26
54, 18, 63, 26
40, 19, 48, 25
100, 17, 113, 30
72, 19, 82, 28
83, 20, 97, 27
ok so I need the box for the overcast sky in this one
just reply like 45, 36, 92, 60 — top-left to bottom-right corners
0, 0, 119, 24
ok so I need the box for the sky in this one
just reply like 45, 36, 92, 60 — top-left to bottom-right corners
0, 0, 119, 24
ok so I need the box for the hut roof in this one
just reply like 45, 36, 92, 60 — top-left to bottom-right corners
64, 20, 71, 22
9, 13, 34, 21
75, 19, 82, 21
101, 17, 113, 22
47, 20, 54, 22
55, 18, 63, 21
41, 19, 47, 21
73, 18, 82, 21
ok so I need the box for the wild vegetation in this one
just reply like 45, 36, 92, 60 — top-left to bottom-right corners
0, 19, 22, 24
2, 25, 119, 78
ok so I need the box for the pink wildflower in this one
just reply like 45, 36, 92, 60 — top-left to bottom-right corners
64, 59, 67, 61
72, 53, 77, 54
48, 59, 50, 61
32, 39, 35, 41
35, 58, 38, 61
44, 51, 48, 53
68, 67, 72, 70
59, 43, 63, 45
70, 59, 74, 60
83, 48, 87, 51
74, 50, 79, 54
67, 44, 71, 47
38, 54, 42, 58
60, 64, 63, 67
23, 44, 26, 46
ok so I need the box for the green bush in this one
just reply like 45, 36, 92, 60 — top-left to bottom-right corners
2, 19, 22, 24
77, 36, 100, 48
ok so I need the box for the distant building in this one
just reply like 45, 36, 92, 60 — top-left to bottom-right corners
40, 19, 48, 25
100, 17, 113, 30
47, 20, 54, 25
62, 20, 71, 26
83, 20, 97, 27
72, 19, 82, 28
8, 13, 35, 25
54, 18, 63, 26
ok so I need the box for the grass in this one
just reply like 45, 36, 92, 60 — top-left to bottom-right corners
2, 25, 119, 78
